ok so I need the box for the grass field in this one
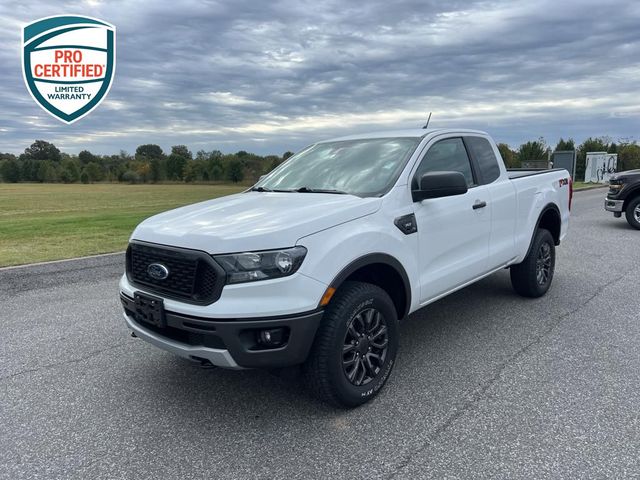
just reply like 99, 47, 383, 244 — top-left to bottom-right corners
572, 181, 608, 190
0, 183, 245, 267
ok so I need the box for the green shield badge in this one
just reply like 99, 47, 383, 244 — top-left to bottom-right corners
22, 15, 116, 124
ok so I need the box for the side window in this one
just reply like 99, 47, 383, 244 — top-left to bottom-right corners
413, 137, 475, 188
465, 136, 500, 184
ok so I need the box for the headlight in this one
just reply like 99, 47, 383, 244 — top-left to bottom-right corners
608, 182, 624, 194
214, 246, 307, 284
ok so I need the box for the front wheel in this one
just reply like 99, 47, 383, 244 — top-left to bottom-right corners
510, 228, 556, 298
624, 197, 640, 230
303, 281, 399, 408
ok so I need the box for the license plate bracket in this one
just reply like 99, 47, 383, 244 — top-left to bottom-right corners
134, 292, 166, 328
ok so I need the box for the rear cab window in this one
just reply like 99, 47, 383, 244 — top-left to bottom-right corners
465, 136, 501, 184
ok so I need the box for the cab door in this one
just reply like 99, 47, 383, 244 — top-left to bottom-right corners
412, 137, 492, 304
464, 135, 518, 267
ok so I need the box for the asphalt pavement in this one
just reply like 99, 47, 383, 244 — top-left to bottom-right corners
1, 188, 639, 479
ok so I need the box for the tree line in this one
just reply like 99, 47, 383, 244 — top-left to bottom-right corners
497, 137, 640, 180
1, 137, 639, 184
0, 140, 294, 184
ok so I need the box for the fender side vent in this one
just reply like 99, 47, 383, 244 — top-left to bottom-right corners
394, 214, 417, 235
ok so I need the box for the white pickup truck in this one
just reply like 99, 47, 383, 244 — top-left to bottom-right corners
120, 128, 572, 407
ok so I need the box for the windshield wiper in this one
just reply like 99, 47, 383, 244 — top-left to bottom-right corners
252, 186, 350, 194
294, 186, 349, 194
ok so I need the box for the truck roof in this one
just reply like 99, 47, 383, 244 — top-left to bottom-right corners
321, 128, 489, 143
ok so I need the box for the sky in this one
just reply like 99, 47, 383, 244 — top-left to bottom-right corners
1, 0, 639, 156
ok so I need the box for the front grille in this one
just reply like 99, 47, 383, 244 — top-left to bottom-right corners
126, 242, 225, 304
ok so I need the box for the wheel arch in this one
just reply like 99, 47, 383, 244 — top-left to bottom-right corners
524, 203, 561, 259
622, 186, 640, 209
326, 253, 411, 320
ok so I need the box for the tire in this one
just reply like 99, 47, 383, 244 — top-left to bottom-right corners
303, 281, 399, 408
624, 196, 640, 230
510, 228, 556, 298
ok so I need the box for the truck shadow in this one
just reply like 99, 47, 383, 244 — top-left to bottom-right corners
138, 269, 527, 430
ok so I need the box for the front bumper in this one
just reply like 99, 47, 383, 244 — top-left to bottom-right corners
121, 293, 323, 369
604, 198, 624, 212
119, 271, 327, 319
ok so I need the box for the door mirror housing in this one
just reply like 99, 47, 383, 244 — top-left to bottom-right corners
412, 171, 468, 202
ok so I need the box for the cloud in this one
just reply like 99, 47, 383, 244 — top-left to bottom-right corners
0, 0, 638, 155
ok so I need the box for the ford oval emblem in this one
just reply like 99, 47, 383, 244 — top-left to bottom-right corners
147, 263, 169, 280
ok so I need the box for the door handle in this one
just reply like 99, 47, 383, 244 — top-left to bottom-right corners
472, 200, 487, 210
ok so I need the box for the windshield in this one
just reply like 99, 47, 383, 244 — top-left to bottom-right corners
254, 137, 420, 197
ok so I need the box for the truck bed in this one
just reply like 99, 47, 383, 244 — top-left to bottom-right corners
507, 168, 565, 179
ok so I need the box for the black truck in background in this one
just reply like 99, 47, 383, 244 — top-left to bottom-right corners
605, 169, 640, 229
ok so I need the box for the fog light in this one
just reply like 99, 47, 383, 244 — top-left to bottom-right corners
257, 328, 286, 347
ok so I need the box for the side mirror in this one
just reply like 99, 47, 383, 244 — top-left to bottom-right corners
412, 171, 468, 202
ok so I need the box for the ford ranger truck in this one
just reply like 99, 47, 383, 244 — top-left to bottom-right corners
119, 129, 572, 407
604, 169, 640, 229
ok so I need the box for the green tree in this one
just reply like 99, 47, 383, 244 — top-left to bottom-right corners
135, 161, 151, 182
282, 151, 294, 160
227, 159, 244, 183
207, 155, 225, 181
135, 144, 163, 159
171, 145, 192, 160
24, 140, 61, 162
195, 150, 208, 162
497, 143, 519, 168
83, 162, 104, 182
80, 171, 90, 184
37, 160, 57, 182
166, 154, 187, 180
149, 158, 164, 183
0, 153, 17, 163
164, 145, 192, 181
617, 143, 640, 171
122, 170, 141, 184
184, 160, 207, 182
0, 158, 21, 182
101, 154, 126, 182
78, 150, 97, 165
518, 138, 547, 163
134, 145, 163, 183
19, 156, 39, 182
554, 138, 575, 151
59, 158, 80, 183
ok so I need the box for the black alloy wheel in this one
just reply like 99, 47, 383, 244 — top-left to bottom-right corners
510, 228, 556, 298
304, 281, 399, 407
342, 307, 389, 386
535, 241, 552, 286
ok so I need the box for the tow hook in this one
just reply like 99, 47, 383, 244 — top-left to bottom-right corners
189, 355, 216, 369
131, 331, 137, 338
198, 359, 217, 369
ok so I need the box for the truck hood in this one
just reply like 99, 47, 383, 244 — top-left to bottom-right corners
610, 169, 640, 182
131, 191, 381, 253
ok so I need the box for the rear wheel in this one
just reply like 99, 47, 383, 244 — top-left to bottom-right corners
624, 196, 640, 230
303, 281, 398, 408
510, 228, 556, 298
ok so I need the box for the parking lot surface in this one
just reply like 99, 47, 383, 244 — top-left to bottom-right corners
1, 188, 639, 479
